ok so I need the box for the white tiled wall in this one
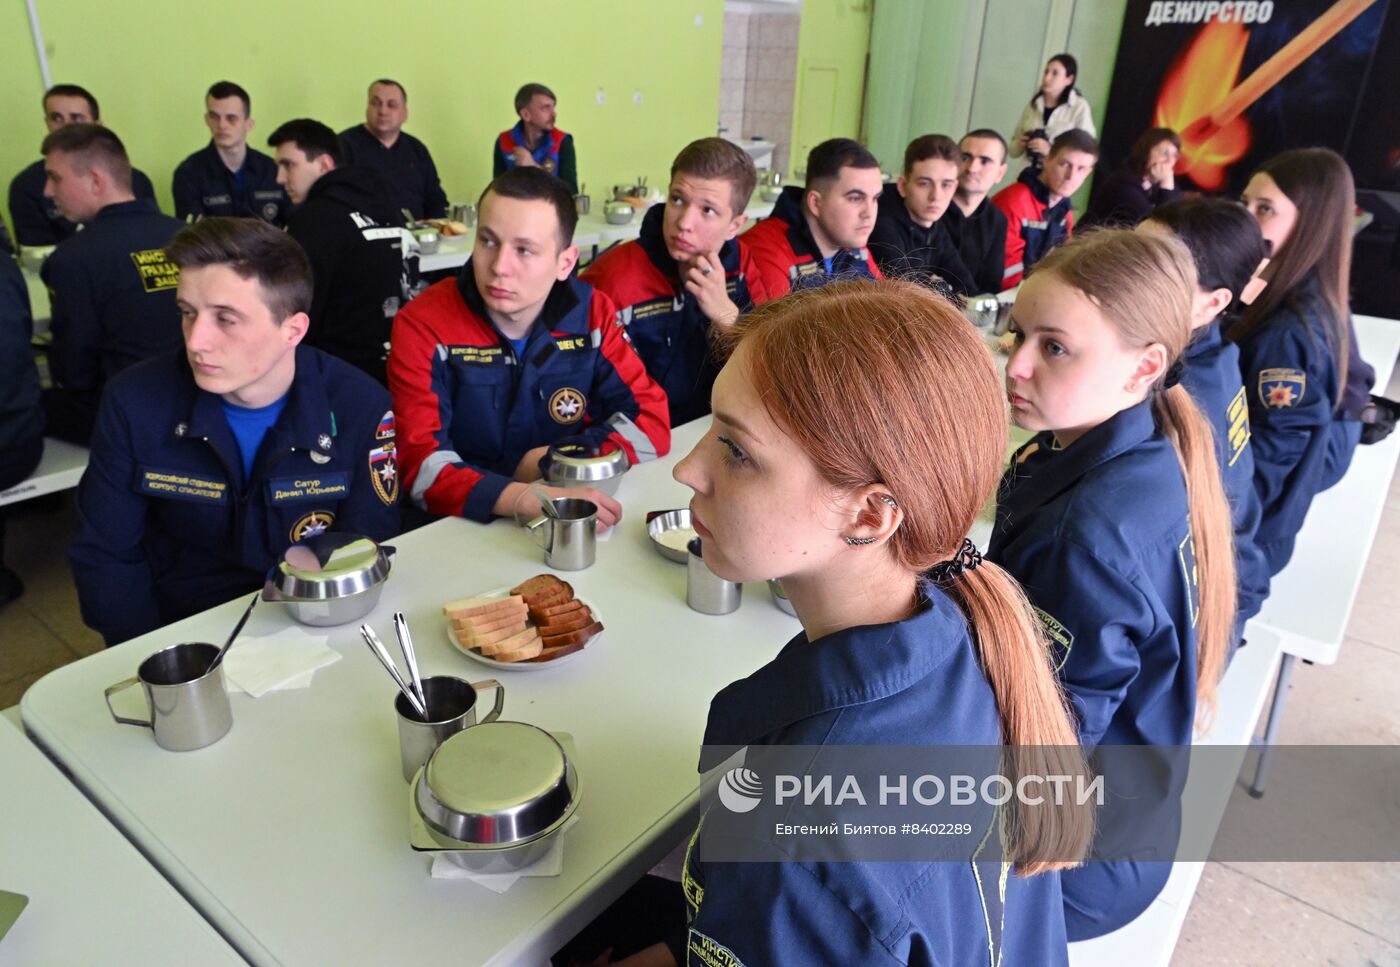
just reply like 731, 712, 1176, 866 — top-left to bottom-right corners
721, 10, 799, 175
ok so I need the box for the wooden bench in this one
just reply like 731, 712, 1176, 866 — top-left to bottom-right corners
0, 438, 89, 508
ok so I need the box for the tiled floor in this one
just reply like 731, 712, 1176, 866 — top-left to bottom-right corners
3, 421, 1399, 964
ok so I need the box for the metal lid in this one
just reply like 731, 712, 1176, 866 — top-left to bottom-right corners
262, 532, 394, 602
544, 436, 629, 485
416, 722, 578, 847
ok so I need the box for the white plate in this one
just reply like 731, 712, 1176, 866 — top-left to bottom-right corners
444, 588, 602, 672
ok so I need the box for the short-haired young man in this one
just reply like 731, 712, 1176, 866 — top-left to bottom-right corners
172, 80, 292, 225
493, 83, 578, 195
70, 218, 399, 647
866, 134, 975, 294
945, 128, 1010, 294
581, 138, 771, 426
339, 79, 449, 220
269, 118, 420, 384
9, 84, 157, 247
389, 168, 668, 526
742, 138, 884, 297
40, 124, 185, 444
992, 129, 1098, 288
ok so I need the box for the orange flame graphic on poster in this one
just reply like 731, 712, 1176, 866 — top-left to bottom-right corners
1154, 20, 1252, 191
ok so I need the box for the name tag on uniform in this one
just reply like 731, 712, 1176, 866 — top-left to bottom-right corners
202, 194, 232, 206
630, 297, 677, 322
449, 345, 506, 364
139, 467, 228, 504
253, 190, 283, 200
267, 472, 351, 504
553, 335, 589, 351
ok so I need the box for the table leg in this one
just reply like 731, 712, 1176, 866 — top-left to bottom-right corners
1249, 653, 1296, 798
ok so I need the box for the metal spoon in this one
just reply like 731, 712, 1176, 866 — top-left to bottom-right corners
530, 484, 560, 519
392, 612, 427, 710
208, 593, 259, 671
359, 623, 427, 719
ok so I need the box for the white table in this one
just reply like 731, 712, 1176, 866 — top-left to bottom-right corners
22, 419, 796, 966
418, 200, 777, 274
0, 439, 89, 507
0, 719, 246, 966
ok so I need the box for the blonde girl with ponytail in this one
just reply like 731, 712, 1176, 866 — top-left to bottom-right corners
598, 279, 1094, 967
987, 228, 1236, 942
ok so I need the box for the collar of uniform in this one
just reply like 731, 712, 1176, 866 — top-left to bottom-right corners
697, 589, 968, 770
999, 398, 1158, 536
456, 259, 585, 340
636, 202, 741, 285
182, 346, 332, 455
92, 197, 160, 222
1021, 173, 1072, 220
197, 140, 247, 177
510, 120, 551, 155
770, 185, 824, 262
1185, 320, 1223, 363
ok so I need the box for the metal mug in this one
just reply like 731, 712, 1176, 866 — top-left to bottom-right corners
451, 203, 477, 227
526, 498, 598, 571
687, 537, 742, 615
103, 642, 232, 752
574, 194, 591, 215
395, 675, 505, 782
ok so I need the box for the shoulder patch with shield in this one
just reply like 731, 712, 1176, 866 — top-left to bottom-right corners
369, 443, 399, 505
1258, 368, 1306, 409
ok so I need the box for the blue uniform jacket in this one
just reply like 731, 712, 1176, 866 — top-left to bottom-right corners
679, 590, 1070, 966
1179, 322, 1270, 631
171, 142, 292, 225
70, 346, 400, 646
8, 159, 157, 248
1232, 274, 1373, 575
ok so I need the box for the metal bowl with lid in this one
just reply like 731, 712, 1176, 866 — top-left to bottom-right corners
262, 532, 395, 626
412, 721, 580, 870
543, 436, 629, 495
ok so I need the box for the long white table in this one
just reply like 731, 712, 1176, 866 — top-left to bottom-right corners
22, 419, 796, 966
0, 439, 89, 508
0, 719, 246, 966
419, 199, 777, 274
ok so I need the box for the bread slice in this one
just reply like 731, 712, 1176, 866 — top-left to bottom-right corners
537, 609, 593, 637
452, 608, 527, 636
523, 583, 574, 609
524, 641, 588, 663
478, 626, 540, 657
443, 594, 525, 619
529, 597, 586, 620
454, 619, 528, 648
493, 634, 545, 663
542, 621, 603, 649
510, 575, 564, 597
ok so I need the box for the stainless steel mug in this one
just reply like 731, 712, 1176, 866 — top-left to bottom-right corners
687, 537, 742, 615
451, 203, 477, 227
103, 642, 232, 752
526, 498, 598, 571
574, 194, 591, 215
395, 676, 505, 782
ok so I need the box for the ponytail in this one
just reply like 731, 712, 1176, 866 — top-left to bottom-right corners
943, 561, 1095, 874
1154, 385, 1236, 728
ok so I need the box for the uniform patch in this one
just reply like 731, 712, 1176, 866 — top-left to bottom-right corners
318, 433, 333, 451
268, 472, 351, 504
130, 248, 180, 292
1258, 368, 1306, 409
1014, 442, 1041, 465
1226, 386, 1251, 467
1034, 607, 1073, 672
261, 201, 280, 221
541, 157, 557, 174
548, 387, 586, 424
375, 410, 396, 440
553, 336, 588, 351
139, 468, 228, 504
687, 929, 746, 967
1178, 531, 1201, 627
369, 443, 399, 505
174, 422, 188, 438
290, 510, 335, 543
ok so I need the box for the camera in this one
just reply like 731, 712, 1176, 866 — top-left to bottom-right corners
1025, 127, 1049, 171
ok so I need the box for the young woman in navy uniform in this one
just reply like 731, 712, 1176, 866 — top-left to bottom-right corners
590, 280, 1095, 967
988, 230, 1237, 940
1141, 198, 1272, 648
1231, 148, 1375, 576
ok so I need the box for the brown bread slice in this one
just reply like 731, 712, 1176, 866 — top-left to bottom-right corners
510, 574, 564, 597
530, 597, 586, 619
522, 582, 574, 609
541, 621, 603, 649
536, 609, 593, 637
524, 641, 588, 663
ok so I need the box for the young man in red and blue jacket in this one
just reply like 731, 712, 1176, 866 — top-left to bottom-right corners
493, 83, 578, 195
582, 138, 771, 427
741, 138, 884, 298
991, 129, 1097, 288
389, 168, 668, 526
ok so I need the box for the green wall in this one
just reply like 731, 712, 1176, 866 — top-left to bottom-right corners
2, 1, 733, 234
790, 0, 874, 170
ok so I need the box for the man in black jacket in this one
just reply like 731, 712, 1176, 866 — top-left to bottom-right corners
866, 134, 974, 295
339, 80, 449, 221
0, 255, 45, 607
40, 124, 185, 444
945, 129, 1010, 295
269, 119, 420, 384
8, 84, 158, 248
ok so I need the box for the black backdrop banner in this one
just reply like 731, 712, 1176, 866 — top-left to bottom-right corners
1098, 0, 1395, 195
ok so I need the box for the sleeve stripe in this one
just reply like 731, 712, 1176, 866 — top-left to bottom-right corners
607, 412, 658, 464
411, 448, 464, 503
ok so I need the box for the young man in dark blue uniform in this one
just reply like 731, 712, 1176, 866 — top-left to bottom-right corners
70, 217, 399, 647
339, 79, 449, 221
8, 85, 157, 248
742, 138, 884, 297
40, 124, 186, 444
582, 138, 772, 426
172, 81, 291, 225
866, 133, 975, 294
946, 128, 1011, 294
494, 83, 578, 195
389, 168, 669, 526
270, 119, 420, 384
0, 255, 45, 607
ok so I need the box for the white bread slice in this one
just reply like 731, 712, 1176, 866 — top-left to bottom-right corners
478, 626, 541, 657
492, 634, 546, 662
443, 594, 525, 619
452, 608, 527, 636
454, 619, 528, 648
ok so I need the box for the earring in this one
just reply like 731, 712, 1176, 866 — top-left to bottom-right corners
1126, 382, 1138, 392
845, 536, 878, 546
879, 494, 898, 509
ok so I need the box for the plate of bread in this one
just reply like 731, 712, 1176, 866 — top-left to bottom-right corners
442, 574, 603, 670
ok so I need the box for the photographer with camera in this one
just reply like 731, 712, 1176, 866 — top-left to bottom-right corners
1010, 55, 1096, 174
